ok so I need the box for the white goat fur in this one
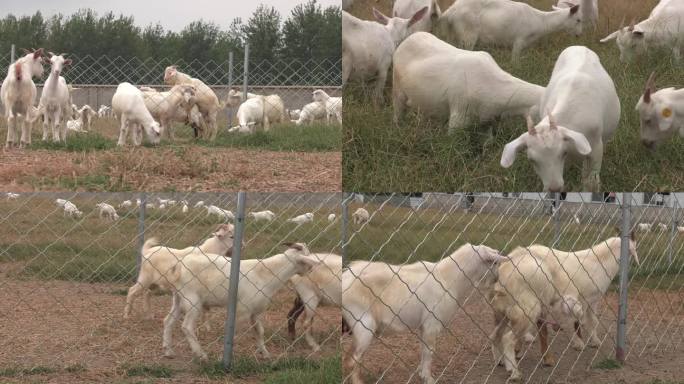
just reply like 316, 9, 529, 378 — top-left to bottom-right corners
288, 213, 314, 224
312, 90, 342, 124
95, 202, 119, 221
249, 210, 276, 222
141, 84, 197, 140
352, 208, 370, 224
164, 66, 221, 140
393, 0, 442, 34
40, 54, 72, 143
111, 82, 161, 146
1, 49, 44, 148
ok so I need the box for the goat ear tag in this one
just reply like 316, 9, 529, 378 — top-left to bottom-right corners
662, 108, 672, 118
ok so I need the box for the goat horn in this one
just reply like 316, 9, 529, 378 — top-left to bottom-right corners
548, 112, 557, 130
628, 18, 636, 31
526, 115, 536, 135
643, 72, 656, 103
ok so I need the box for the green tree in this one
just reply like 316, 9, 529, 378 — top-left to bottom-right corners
242, 5, 282, 61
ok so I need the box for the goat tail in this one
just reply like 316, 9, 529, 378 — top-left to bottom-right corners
287, 295, 305, 340
14, 62, 22, 81
141, 237, 161, 256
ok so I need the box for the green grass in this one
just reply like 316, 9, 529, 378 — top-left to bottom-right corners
592, 358, 622, 370
125, 364, 174, 378
343, 0, 684, 192
199, 354, 341, 384
205, 124, 341, 152
0, 366, 57, 377
0, 194, 341, 284
31, 132, 115, 152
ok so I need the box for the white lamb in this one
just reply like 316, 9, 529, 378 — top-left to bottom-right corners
636, 72, 684, 149
500, 46, 620, 192
393, 0, 442, 34
63, 201, 83, 218
40, 53, 73, 143
393, 32, 545, 133
119, 200, 133, 209
292, 101, 327, 125
123, 224, 234, 319
288, 252, 342, 351
206, 205, 234, 221
600, 0, 684, 62
1, 48, 44, 148
327, 213, 336, 222
343, 244, 506, 384
98, 105, 111, 118
638, 223, 653, 232
287, 212, 314, 224
95, 202, 119, 221
6, 193, 20, 199
161, 243, 319, 360
342, 8, 428, 103
312, 90, 342, 124
440, 0, 582, 61
352, 207, 370, 224
491, 235, 639, 381
227, 89, 286, 126
111, 82, 161, 146
249, 210, 276, 222
556, 0, 598, 27
194, 201, 205, 208
77, 104, 96, 131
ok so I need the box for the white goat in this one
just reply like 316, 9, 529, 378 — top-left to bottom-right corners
352, 207, 370, 224
501, 46, 620, 192
66, 119, 86, 135
328, 213, 336, 222
441, 0, 582, 60
194, 201, 205, 208
206, 205, 234, 221
63, 201, 83, 218
638, 223, 653, 232
1, 48, 44, 148
227, 89, 286, 126
288, 252, 342, 351
164, 66, 221, 140
312, 90, 342, 124
40, 53, 72, 143
342, 8, 428, 103
393, 32, 544, 133
182, 203, 189, 214
119, 200, 133, 209
292, 102, 327, 125
230, 96, 266, 133
343, 244, 506, 384
141, 84, 197, 140
162, 243, 319, 360
491, 235, 639, 381
97, 105, 112, 118
289, 109, 301, 120
600, 0, 684, 62
249, 210, 276, 222
95, 203, 119, 221
55, 198, 68, 208
77, 104, 96, 131
658, 223, 668, 231
394, 0, 441, 33
123, 224, 234, 319
288, 212, 314, 225
111, 82, 162, 146
636, 72, 684, 149
6, 193, 20, 199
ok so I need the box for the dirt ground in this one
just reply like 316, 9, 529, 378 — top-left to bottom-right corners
0, 147, 341, 192
341, 289, 684, 384
0, 264, 340, 383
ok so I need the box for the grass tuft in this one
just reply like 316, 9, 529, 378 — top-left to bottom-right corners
125, 364, 174, 378
592, 358, 622, 370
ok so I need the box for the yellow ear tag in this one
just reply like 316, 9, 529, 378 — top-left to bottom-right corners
662, 108, 673, 118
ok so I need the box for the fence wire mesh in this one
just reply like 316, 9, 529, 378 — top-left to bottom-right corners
341, 192, 684, 384
3, 45, 341, 147
0, 191, 343, 382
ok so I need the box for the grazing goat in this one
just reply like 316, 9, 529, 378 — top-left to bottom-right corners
95, 203, 119, 221
119, 200, 133, 209
40, 53, 72, 143
206, 205, 234, 221
556, 0, 597, 27
162, 243, 319, 360
636, 72, 684, 149
230, 96, 267, 133
249, 210, 276, 222
393, 32, 544, 133
1, 48, 44, 148
327, 213, 336, 222
600, 0, 684, 62
343, 244, 506, 384
342, 8, 428, 103
288, 252, 342, 351
63, 201, 83, 218
292, 102, 327, 125
441, 0, 582, 61
501, 46, 620, 192
227, 89, 287, 126
123, 224, 234, 319
111, 82, 162, 146
6, 193, 20, 199
164, 66, 221, 140
352, 208, 370, 224
491, 234, 639, 381
312, 90, 342, 124
288, 213, 314, 224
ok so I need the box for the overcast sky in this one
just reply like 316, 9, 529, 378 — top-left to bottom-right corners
1, 0, 340, 32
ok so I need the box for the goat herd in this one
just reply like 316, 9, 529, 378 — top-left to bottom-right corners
343, 0, 684, 192
2, 50, 343, 148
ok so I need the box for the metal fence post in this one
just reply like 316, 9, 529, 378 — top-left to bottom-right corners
669, 198, 677, 265
11, 44, 15, 63
137, 192, 147, 275
223, 191, 247, 370
242, 44, 249, 102
616, 192, 632, 363
342, 193, 350, 267
227, 51, 234, 127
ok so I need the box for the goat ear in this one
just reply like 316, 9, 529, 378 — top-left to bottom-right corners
408, 6, 429, 27
632, 30, 645, 38
282, 242, 295, 248
373, 8, 390, 25
600, 31, 619, 43
562, 128, 592, 155
569, 4, 579, 15
64, 59, 72, 66
500, 133, 528, 168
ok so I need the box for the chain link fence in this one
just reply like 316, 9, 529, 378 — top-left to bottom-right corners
0, 191, 343, 382
341, 192, 684, 384
3, 44, 341, 145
